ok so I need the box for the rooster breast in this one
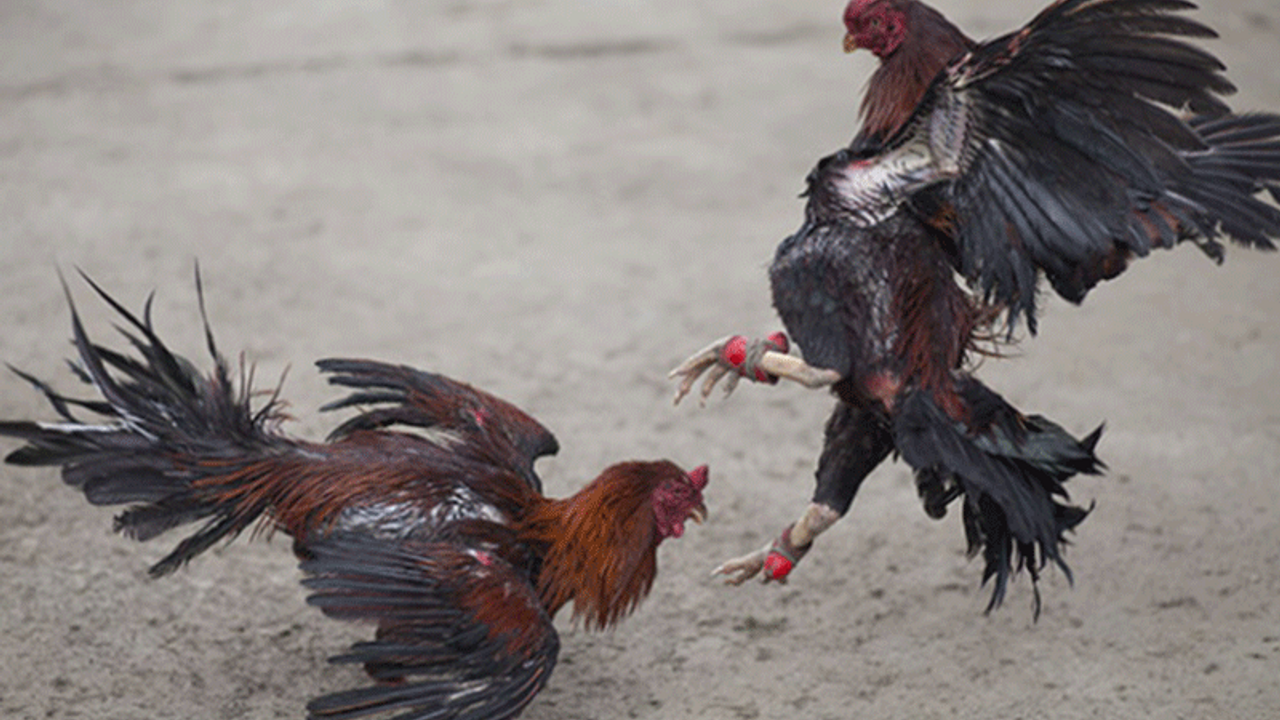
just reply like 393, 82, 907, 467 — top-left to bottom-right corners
769, 214, 902, 387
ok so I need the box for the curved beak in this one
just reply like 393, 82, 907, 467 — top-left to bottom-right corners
687, 464, 708, 525
687, 502, 708, 525
843, 32, 859, 53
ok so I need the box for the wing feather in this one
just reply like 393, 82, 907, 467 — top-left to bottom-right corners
302, 535, 559, 720
828, 0, 1279, 329
318, 359, 559, 492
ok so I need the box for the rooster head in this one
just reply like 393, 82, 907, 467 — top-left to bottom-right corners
520, 460, 709, 629
843, 0, 908, 58
652, 463, 709, 539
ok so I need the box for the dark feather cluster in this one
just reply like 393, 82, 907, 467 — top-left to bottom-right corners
1, 271, 287, 576
892, 380, 1103, 616
317, 358, 560, 493
844, 0, 1280, 332
302, 535, 559, 720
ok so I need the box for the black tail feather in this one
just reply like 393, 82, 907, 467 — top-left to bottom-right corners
0, 271, 288, 576
893, 379, 1102, 616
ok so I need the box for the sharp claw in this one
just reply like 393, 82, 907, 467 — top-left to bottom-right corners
668, 351, 708, 380
670, 338, 736, 406
673, 335, 784, 407
721, 372, 741, 398
672, 362, 710, 406
666, 359, 691, 380
698, 364, 729, 405
716, 566, 754, 586
672, 338, 730, 374
673, 375, 695, 406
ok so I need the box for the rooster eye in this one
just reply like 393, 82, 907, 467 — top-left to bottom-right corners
869, 17, 881, 29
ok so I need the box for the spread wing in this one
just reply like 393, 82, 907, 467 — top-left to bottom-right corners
828, 0, 1280, 331
318, 359, 560, 492
302, 534, 559, 720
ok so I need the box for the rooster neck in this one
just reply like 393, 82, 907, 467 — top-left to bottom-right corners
515, 467, 662, 631
857, 5, 973, 147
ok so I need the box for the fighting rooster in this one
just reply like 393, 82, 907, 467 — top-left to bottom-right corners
1, 274, 708, 720
671, 0, 1280, 613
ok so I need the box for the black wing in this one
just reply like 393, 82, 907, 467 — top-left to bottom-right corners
828, 0, 1280, 331
318, 360, 559, 492
302, 534, 559, 720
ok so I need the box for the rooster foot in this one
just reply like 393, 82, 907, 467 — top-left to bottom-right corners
669, 333, 792, 406
712, 523, 811, 585
711, 545, 770, 585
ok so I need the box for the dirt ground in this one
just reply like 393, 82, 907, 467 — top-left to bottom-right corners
2, 1, 1278, 718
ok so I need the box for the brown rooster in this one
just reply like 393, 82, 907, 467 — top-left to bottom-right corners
671, 0, 1280, 614
1, 273, 708, 720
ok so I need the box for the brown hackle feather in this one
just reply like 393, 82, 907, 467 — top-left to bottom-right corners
857, 0, 973, 145
516, 461, 678, 630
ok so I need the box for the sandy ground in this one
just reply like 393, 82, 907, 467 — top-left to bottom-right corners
2, 1, 1279, 718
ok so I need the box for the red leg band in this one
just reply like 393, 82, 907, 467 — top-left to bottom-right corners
766, 331, 789, 354
722, 335, 748, 370
762, 524, 810, 582
721, 334, 789, 385
763, 551, 793, 580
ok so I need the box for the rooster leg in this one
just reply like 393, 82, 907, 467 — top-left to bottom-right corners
757, 352, 843, 389
670, 333, 838, 405
712, 502, 841, 585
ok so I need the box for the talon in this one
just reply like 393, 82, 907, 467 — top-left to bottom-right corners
721, 372, 741, 398
673, 374, 697, 405
669, 337, 735, 407
711, 547, 768, 585
669, 332, 793, 406
699, 363, 731, 404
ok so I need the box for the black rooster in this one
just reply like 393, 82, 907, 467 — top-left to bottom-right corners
671, 0, 1280, 614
